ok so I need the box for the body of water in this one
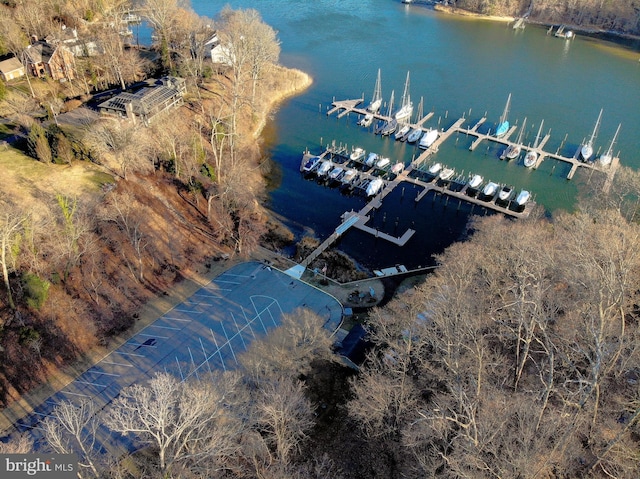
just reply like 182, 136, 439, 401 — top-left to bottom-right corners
192, 1, 640, 271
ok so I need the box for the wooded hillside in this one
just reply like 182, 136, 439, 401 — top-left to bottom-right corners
452, 0, 640, 34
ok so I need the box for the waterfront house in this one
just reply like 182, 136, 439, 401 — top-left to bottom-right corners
0, 57, 25, 82
23, 40, 75, 81
97, 76, 186, 126
205, 32, 234, 65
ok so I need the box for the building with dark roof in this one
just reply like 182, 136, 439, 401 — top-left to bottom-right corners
23, 41, 75, 81
97, 77, 187, 126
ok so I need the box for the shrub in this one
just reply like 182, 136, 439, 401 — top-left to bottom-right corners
22, 273, 50, 310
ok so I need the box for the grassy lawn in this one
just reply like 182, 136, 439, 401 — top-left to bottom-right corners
0, 146, 114, 212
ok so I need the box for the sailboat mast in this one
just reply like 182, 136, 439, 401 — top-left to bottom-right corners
606, 123, 621, 156
588, 108, 603, 146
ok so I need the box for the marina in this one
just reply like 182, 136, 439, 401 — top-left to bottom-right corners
327, 96, 620, 185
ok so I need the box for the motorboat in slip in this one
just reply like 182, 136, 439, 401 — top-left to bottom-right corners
341, 168, 357, 185
428, 162, 443, 175
359, 113, 374, 127
375, 157, 390, 169
365, 152, 379, 167
366, 177, 384, 197
467, 174, 483, 190
419, 128, 439, 149
497, 185, 515, 203
481, 181, 499, 199
301, 155, 320, 173
391, 162, 404, 175
328, 165, 344, 181
406, 127, 423, 144
438, 167, 455, 181
350, 147, 366, 162
316, 160, 333, 177
515, 190, 530, 207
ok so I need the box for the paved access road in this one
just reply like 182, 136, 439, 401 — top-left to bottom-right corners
2, 261, 343, 450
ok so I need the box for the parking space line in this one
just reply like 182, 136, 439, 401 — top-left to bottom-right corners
63, 391, 90, 397
102, 360, 132, 367
199, 337, 212, 374
33, 411, 54, 419
139, 333, 168, 339
209, 328, 227, 372
76, 380, 107, 388
118, 351, 145, 358
231, 312, 248, 350
149, 324, 181, 330
214, 279, 241, 285
174, 308, 196, 312
162, 317, 191, 322
129, 342, 157, 348
218, 321, 238, 365
89, 371, 120, 377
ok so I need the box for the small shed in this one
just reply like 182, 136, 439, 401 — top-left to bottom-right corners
0, 57, 25, 82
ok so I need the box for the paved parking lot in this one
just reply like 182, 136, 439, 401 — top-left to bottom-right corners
2, 261, 343, 450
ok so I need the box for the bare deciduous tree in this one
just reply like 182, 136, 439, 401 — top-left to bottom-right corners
0, 209, 27, 311
42, 398, 101, 478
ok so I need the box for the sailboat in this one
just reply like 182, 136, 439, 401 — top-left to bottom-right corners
394, 71, 413, 122
580, 108, 603, 162
524, 120, 544, 168
379, 90, 397, 136
406, 97, 424, 143
495, 93, 511, 138
598, 123, 620, 166
502, 117, 526, 160
367, 68, 383, 113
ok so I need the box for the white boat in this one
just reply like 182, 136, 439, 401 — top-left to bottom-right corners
394, 123, 411, 140
341, 168, 357, 184
359, 113, 374, 127
554, 25, 574, 39
482, 181, 499, 198
468, 174, 483, 189
495, 93, 511, 138
367, 68, 383, 113
428, 162, 443, 175
391, 162, 404, 174
365, 152, 378, 167
580, 108, 603, 162
301, 155, 320, 173
419, 128, 439, 149
329, 165, 344, 180
394, 71, 413, 122
406, 97, 424, 143
350, 147, 366, 162
598, 123, 620, 166
439, 167, 455, 181
498, 185, 515, 202
376, 157, 390, 169
523, 120, 544, 168
366, 177, 384, 196
316, 160, 332, 177
502, 117, 526, 160
515, 190, 530, 206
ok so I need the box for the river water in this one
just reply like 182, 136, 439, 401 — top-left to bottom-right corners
193, 1, 640, 271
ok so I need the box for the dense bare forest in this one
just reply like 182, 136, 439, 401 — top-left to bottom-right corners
0, 0, 307, 407
1, 1, 640, 478
450, 0, 640, 34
